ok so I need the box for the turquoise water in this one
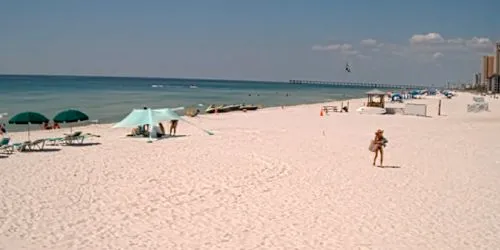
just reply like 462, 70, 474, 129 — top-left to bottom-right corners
0, 75, 373, 131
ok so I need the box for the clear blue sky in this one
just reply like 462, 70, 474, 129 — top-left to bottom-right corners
1, 0, 498, 86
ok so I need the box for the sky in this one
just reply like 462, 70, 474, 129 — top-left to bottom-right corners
1, 0, 499, 86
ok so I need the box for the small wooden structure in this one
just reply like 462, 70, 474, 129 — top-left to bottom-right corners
366, 89, 386, 108
322, 105, 338, 114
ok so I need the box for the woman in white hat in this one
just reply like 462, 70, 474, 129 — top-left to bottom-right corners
370, 129, 388, 166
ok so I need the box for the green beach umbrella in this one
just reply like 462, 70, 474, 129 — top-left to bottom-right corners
54, 109, 89, 123
53, 109, 89, 132
8, 111, 49, 140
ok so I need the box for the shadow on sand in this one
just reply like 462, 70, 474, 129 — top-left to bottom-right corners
377, 165, 401, 169
156, 135, 188, 140
24, 148, 62, 153
63, 142, 102, 147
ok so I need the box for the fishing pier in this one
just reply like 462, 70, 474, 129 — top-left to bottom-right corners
289, 80, 429, 89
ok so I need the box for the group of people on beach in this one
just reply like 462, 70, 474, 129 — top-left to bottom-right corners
41, 121, 60, 130
131, 120, 178, 138
129, 106, 180, 138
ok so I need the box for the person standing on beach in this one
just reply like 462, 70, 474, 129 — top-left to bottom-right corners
370, 129, 388, 166
169, 120, 178, 136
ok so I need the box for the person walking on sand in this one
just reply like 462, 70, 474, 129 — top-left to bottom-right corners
370, 129, 388, 166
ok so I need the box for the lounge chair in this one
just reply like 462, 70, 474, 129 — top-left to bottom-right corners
29, 139, 46, 150
57, 131, 83, 145
16, 139, 46, 152
0, 137, 15, 154
61, 131, 101, 145
15, 141, 32, 152
0, 137, 9, 146
46, 137, 64, 145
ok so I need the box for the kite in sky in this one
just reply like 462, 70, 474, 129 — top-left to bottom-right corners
345, 62, 351, 73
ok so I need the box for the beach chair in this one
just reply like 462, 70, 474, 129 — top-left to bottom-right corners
65, 132, 100, 145
15, 139, 46, 152
0, 137, 9, 146
16, 141, 33, 152
63, 131, 84, 145
322, 105, 338, 114
29, 139, 46, 150
46, 137, 64, 145
0, 137, 15, 154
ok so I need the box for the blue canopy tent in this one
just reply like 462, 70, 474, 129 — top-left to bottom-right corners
391, 93, 403, 102
113, 108, 213, 142
409, 90, 421, 97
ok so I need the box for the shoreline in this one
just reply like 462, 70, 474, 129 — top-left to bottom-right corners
2, 95, 366, 134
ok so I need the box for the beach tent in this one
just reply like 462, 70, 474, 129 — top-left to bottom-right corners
113, 108, 212, 142
154, 108, 214, 136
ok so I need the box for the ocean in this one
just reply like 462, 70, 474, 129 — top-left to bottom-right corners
0, 75, 373, 131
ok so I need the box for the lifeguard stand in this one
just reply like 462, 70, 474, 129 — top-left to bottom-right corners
366, 89, 386, 108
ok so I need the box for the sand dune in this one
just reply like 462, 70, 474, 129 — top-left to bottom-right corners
1, 93, 500, 249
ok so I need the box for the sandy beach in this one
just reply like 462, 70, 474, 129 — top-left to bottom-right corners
1, 92, 500, 249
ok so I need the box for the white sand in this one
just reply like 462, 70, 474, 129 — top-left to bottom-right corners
1, 93, 500, 249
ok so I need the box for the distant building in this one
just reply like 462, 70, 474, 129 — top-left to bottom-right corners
482, 56, 495, 85
483, 42, 500, 92
474, 73, 481, 87
495, 42, 500, 74
488, 73, 500, 93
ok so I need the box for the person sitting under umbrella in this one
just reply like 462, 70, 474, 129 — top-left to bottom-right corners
42, 121, 52, 130
151, 123, 165, 138
0, 123, 6, 135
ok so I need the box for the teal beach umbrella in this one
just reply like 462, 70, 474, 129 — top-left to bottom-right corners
112, 108, 167, 142
8, 111, 49, 140
53, 109, 89, 123
53, 109, 89, 132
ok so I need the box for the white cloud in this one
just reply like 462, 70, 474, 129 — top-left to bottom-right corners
403, 33, 495, 58
360, 39, 378, 46
410, 33, 445, 44
447, 38, 464, 44
356, 54, 371, 60
432, 52, 443, 59
312, 43, 361, 57
341, 50, 359, 55
313, 33, 494, 64
465, 37, 493, 51
312, 43, 352, 51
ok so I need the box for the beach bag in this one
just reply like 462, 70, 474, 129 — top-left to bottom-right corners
368, 140, 377, 152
